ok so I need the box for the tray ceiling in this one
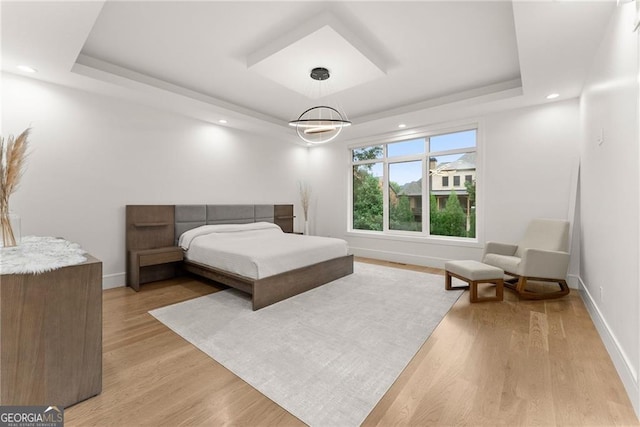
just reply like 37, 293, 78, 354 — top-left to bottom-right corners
78, 1, 521, 122
1, 1, 616, 141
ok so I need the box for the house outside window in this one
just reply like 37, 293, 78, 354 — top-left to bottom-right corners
350, 127, 477, 239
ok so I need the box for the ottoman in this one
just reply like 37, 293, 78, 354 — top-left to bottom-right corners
445, 260, 504, 303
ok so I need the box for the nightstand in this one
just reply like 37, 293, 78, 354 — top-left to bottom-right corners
128, 246, 183, 291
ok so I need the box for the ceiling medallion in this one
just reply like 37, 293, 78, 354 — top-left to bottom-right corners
288, 67, 352, 145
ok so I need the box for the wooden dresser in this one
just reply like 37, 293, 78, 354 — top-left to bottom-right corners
0, 255, 102, 408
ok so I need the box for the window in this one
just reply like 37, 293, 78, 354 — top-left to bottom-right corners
352, 145, 384, 231
352, 162, 383, 231
350, 128, 477, 239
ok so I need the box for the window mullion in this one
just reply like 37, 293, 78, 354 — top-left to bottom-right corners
382, 157, 389, 232
423, 156, 429, 237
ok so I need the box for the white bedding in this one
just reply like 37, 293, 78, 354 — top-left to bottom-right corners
179, 222, 349, 279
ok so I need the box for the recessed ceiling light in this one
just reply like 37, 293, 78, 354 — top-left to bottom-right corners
218, 119, 227, 124
546, 93, 559, 100
16, 65, 37, 73
398, 124, 407, 128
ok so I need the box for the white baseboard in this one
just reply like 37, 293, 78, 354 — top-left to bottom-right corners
350, 246, 451, 269
351, 249, 585, 286
103, 272, 125, 289
578, 276, 639, 417
566, 273, 580, 289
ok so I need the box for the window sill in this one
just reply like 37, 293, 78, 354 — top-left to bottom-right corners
345, 230, 484, 249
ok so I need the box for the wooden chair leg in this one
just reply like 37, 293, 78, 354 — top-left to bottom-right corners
470, 280, 478, 302
470, 280, 503, 303
445, 271, 452, 290
516, 276, 527, 294
517, 277, 571, 300
496, 279, 504, 301
557, 279, 570, 296
445, 271, 470, 291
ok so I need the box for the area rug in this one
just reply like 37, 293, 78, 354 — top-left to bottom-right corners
149, 262, 463, 427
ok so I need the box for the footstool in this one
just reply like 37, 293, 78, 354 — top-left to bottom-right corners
445, 260, 504, 303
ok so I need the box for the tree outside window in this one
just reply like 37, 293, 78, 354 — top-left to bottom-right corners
389, 161, 422, 231
352, 146, 383, 231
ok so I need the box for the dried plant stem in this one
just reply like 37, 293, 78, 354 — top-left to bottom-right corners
299, 181, 311, 222
0, 203, 16, 247
0, 128, 30, 247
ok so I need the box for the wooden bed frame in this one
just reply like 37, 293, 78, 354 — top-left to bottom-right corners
126, 204, 353, 310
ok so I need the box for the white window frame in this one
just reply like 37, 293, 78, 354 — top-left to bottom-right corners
347, 121, 483, 247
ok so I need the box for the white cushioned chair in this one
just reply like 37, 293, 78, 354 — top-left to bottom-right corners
482, 218, 570, 299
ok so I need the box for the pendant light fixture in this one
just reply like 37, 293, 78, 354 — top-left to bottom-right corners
289, 67, 352, 144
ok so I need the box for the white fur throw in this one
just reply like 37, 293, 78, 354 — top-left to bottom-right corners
0, 236, 87, 275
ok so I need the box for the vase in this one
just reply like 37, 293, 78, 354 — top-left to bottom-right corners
0, 211, 21, 247
304, 221, 309, 235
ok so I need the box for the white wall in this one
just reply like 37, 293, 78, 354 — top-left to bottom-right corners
309, 99, 580, 270
1, 73, 309, 288
578, 3, 640, 415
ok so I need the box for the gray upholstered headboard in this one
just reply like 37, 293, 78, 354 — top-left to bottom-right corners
175, 204, 276, 243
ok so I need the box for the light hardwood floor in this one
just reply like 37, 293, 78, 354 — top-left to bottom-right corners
65, 258, 639, 426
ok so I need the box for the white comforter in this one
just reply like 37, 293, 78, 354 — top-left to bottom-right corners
179, 222, 349, 279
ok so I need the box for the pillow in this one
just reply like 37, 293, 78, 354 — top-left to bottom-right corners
179, 222, 282, 249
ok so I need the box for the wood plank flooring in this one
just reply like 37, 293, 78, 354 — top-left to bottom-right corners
65, 258, 639, 426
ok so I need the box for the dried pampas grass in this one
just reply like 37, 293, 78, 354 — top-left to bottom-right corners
299, 180, 311, 229
0, 128, 30, 247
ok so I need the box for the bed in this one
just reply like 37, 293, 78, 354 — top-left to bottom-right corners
125, 204, 353, 310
